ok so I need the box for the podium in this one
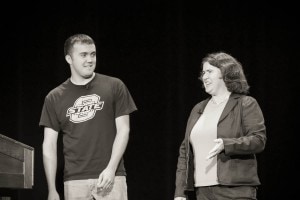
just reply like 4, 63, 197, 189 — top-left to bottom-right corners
0, 133, 34, 189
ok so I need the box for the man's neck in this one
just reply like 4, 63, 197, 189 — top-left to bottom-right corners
70, 73, 95, 85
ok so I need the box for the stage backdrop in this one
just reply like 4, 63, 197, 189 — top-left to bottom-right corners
0, 1, 298, 199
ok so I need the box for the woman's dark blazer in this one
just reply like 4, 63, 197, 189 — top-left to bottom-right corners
174, 93, 267, 198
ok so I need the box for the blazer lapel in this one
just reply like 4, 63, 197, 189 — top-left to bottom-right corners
186, 99, 209, 138
218, 94, 240, 124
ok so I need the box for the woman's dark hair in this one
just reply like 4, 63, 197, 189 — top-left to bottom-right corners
199, 52, 250, 94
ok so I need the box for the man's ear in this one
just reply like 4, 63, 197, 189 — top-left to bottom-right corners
65, 55, 72, 65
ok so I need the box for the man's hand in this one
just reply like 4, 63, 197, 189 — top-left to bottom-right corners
48, 190, 60, 200
174, 197, 186, 200
97, 168, 115, 191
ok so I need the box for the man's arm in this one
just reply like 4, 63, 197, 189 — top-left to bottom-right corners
42, 127, 60, 200
97, 115, 130, 190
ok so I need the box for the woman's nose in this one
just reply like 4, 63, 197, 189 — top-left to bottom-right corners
202, 73, 208, 80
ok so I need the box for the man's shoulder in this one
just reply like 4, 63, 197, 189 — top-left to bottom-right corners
45, 79, 70, 98
95, 73, 124, 84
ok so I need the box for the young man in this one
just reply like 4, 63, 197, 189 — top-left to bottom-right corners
40, 34, 137, 200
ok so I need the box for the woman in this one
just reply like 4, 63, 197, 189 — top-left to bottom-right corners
174, 52, 266, 200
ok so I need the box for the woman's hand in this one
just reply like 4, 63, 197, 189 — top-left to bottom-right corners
206, 138, 224, 160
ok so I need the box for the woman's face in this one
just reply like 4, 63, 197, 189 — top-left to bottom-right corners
202, 62, 227, 96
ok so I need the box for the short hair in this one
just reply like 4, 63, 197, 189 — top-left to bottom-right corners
200, 52, 250, 94
64, 34, 95, 56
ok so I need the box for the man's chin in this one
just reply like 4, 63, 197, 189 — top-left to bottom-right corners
83, 72, 95, 79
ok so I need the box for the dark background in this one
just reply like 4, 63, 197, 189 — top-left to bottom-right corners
0, 1, 298, 199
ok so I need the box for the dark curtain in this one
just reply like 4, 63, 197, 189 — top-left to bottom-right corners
0, 1, 298, 199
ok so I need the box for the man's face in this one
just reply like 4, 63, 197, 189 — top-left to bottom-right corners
66, 42, 96, 80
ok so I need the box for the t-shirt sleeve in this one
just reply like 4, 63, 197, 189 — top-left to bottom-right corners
39, 95, 60, 132
114, 80, 137, 118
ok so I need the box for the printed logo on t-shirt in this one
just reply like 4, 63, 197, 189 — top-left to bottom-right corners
66, 94, 104, 123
